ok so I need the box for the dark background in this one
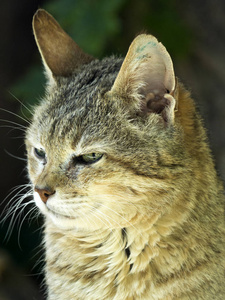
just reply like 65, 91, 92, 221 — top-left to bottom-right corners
0, 0, 225, 299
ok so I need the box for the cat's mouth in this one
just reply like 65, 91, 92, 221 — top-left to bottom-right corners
47, 207, 77, 220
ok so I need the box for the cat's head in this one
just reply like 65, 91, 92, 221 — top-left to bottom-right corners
26, 9, 186, 231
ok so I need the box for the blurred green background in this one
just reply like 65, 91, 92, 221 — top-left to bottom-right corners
11, 0, 192, 111
0, 0, 225, 299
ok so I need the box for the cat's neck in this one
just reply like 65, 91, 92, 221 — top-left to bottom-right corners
44, 197, 222, 299
44, 210, 181, 283
44, 214, 161, 298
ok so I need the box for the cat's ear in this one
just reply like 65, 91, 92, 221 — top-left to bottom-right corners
109, 34, 177, 124
32, 9, 93, 83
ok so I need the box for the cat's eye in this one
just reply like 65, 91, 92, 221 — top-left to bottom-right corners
77, 153, 103, 164
34, 147, 46, 161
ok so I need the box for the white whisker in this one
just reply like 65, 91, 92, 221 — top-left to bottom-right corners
91, 209, 125, 248
0, 108, 31, 125
1, 184, 34, 242
87, 194, 144, 238
17, 199, 36, 246
4, 149, 26, 161
7, 90, 34, 116
0, 118, 27, 130
84, 203, 114, 229
1, 184, 31, 214
1, 183, 29, 205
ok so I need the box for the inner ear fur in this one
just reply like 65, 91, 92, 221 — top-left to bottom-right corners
109, 34, 177, 124
33, 9, 93, 78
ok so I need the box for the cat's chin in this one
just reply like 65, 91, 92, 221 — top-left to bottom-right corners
33, 191, 137, 231
34, 192, 79, 230
34, 191, 108, 231
46, 210, 109, 232
46, 212, 80, 231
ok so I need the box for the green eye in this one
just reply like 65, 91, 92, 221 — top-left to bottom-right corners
78, 153, 103, 164
34, 147, 46, 160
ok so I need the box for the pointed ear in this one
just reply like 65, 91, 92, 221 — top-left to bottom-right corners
109, 34, 177, 124
32, 9, 93, 82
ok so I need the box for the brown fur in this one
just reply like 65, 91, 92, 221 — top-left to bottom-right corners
25, 9, 224, 299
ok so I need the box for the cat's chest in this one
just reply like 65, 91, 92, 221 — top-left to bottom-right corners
44, 223, 161, 300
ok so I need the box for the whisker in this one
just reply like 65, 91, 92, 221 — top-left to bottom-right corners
0, 125, 26, 134
1, 183, 29, 204
0, 108, 31, 125
27, 206, 42, 227
7, 90, 34, 116
69, 203, 95, 232
76, 203, 128, 250
84, 203, 113, 229
0, 118, 27, 130
30, 227, 46, 274
87, 194, 144, 237
6, 193, 32, 233
4, 149, 26, 161
1, 184, 31, 211
2, 185, 33, 241
17, 200, 35, 249
80, 209, 113, 245
90, 209, 125, 248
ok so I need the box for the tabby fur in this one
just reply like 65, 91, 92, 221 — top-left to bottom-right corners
25, 9, 225, 299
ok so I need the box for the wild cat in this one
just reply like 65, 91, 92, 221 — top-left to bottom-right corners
25, 9, 224, 300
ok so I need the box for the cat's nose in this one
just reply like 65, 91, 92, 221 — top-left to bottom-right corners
34, 186, 55, 203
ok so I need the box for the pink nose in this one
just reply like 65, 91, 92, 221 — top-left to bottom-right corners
34, 187, 55, 203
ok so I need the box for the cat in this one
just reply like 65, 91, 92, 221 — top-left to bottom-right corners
26, 9, 225, 300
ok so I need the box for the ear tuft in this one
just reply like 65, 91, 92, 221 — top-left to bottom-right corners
110, 34, 177, 124
33, 9, 93, 80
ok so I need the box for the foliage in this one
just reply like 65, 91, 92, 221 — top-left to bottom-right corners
45, 0, 127, 56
